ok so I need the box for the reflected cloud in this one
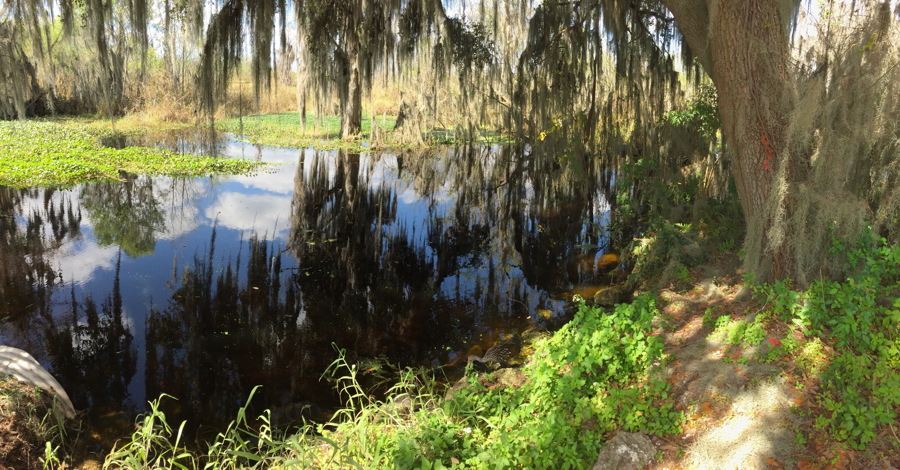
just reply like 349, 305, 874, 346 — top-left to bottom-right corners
228, 163, 299, 195
57, 239, 120, 286
205, 192, 292, 235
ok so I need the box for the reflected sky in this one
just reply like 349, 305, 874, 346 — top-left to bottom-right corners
0, 138, 615, 428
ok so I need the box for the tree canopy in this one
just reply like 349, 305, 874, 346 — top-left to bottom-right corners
2, 0, 898, 283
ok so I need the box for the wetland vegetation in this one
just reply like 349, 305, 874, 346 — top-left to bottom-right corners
0, 120, 267, 187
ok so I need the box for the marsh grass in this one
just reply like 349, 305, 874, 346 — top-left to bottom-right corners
216, 112, 398, 151
216, 112, 514, 151
0, 120, 269, 188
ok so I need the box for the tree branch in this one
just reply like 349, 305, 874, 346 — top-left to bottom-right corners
659, 0, 713, 73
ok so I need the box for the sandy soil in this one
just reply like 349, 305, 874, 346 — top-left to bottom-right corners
647, 253, 899, 470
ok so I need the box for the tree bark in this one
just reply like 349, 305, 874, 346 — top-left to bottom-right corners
340, 45, 362, 139
663, 0, 797, 281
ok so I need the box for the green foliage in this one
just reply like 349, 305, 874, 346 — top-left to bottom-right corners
85, 299, 681, 468
751, 232, 900, 449
664, 85, 720, 141
435, 296, 681, 468
103, 387, 293, 469
794, 338, 827, 378
702, 306, 723, 330
442, 19, 496, 73
629, 220, 701, 290
672, 263, 692, 285
285, 298, 681, 468
0, 120, 268, 188
103, 395, 194, 469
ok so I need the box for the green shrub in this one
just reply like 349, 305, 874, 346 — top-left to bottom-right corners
439, 295, 682, 468
752, 232, 900, 449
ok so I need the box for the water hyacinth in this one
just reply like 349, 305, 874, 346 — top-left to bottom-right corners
0, 120, 268, 188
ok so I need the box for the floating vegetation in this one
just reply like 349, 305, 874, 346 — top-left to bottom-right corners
0, 120, 269, 188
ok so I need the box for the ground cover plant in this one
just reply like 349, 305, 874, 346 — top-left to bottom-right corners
286, 297, 682, 468
67, 297, 681, 469
0, 121, 267, 188
690, 232, 900, 456
747, 232, 900, 450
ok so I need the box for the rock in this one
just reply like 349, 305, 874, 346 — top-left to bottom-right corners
593, 285, 628, 307
444, 377, 468, 401
493, 368, 525, 388
0, 346, 76, 419
591, 432, 656, 470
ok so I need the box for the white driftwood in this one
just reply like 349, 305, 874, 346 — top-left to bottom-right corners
0, 345, 76, 419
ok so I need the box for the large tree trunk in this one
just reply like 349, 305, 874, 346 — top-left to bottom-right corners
340, 45, 362, 139
664, 0, 799, 282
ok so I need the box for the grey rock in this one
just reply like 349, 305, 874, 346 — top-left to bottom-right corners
0, 345, 76, 419
493, 368, 525, 388
593, 286, 628, 307
591, 432, 656, 470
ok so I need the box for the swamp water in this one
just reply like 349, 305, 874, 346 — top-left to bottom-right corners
0, 137, 621, 432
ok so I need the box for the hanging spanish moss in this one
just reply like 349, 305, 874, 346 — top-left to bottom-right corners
3, 0, 899, 285
749, 1, 900, 283
1, 0, 155, 117
295, 0, 415, 138
197, 0, 244, 120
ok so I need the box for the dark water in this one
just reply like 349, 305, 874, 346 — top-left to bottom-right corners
0, 137, 620, 432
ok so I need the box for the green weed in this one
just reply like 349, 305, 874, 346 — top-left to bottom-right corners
0, 120, 268, 188
752, 231, 900, 449
64, 297, 684, 468
289, 298, 682, 468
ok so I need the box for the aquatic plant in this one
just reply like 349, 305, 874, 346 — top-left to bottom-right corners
0, 121, 268, 188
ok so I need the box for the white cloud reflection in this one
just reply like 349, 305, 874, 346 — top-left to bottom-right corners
204, 192, 292, 236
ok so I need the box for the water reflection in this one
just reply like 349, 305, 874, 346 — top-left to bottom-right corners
0, 142, 617, 430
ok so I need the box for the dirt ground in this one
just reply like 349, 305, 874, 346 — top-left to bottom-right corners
0, 376, 55, 470
646, 252, 899, 470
